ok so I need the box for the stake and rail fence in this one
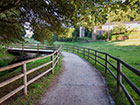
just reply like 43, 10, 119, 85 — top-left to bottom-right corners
62, 44, 140, 105
0, 44, 62, 104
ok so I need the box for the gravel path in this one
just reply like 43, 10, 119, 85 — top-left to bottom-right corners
39, 52, 110, 105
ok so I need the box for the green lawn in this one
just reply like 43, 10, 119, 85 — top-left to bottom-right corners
55, 39, 140, 70
55, 39, 140, 105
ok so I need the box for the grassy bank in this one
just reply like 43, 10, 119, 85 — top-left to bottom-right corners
55, 39, 140, 105
11, 56, 63, 105
0, 48, 15, 67
0, 54, 63, 105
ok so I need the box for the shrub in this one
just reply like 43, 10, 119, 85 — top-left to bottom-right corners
96, 32, 108, 40
111, 23, 127, 35
72, 27, 79, 40
57, 37, 72, 42
87, 31, 92, 38
52, 35, 58, 42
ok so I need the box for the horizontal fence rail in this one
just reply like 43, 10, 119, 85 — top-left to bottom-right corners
0, 44, 62, 104
62, 44, 140, 105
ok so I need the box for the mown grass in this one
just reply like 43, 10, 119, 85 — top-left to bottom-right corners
55, 39, 140, 105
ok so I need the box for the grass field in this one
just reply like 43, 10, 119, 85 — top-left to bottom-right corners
55, 39, 140, 70
55, 39, 140, 105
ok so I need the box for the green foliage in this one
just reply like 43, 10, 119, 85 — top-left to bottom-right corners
106, 0, 140, 22
24, 38, 40, 44
0, 47, 15, 69
54, 28, 74, 42
110, 31, 140, 40
111, 23, 127, 35
85, 28, 89, 37
127, 27, 139, 34
57, 37, 72, 42
53, 35, 58, 42
96, 35, 104, 40
87, 31, 93, 38
58, 28, 74, 38
0, 0, 137, 44
72, 27, 79, 40
96, 33, 108, 40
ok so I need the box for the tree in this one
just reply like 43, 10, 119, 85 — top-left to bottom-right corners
72, 27, 79, 40
58, 28, 74, 38
111, 23, 127, 35
0, 0, 138, 44
106, 0, 140, 22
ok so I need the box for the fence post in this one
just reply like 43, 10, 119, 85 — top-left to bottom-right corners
77, 46, 78, 54
60, 46, 62, 55
72, 46, 74, 53
67, 46, 68, 52
95, 51, 97, 65
22, 43, 24, 53
88, 49, 90, 60
83, 48, 85, 57
105, 54, 108, 73
5, 44, 9, 52
51, 54, 54, 74
56, 51, 59, 66
37, 44, 39, 55
117, 60, 122, 93
23, 63, 27, 95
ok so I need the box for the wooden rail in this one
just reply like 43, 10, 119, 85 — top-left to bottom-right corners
0, 44, 62, 104
8, 43, 59, 54
62, 44, 140, 105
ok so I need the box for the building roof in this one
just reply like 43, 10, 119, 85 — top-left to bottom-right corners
103, 20, 140, 26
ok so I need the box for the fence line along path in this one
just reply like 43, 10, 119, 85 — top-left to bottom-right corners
0, 44, 62, 104
62, 44, 140, 105
40, 52, 111, 105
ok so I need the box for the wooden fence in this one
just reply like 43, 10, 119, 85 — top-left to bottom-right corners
9, 43, 59, 53
0, 44, 62, 104
62, 44, 140, 105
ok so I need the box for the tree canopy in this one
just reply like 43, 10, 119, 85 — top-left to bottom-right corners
0, 0, 139, 44
106, 1, 140, 22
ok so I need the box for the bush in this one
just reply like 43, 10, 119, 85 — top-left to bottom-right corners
72, 27, 79, 40
53, 35, 58, 42
96, 32, 108, 40
111, 23, 127, 35
57, 37, 72, 42
87, 31, 92, 38
96, 35, 101, 40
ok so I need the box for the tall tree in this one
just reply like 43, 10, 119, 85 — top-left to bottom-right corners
0, 0, 137, 44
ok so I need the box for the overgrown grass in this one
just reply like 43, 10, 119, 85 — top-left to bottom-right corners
55, 39, 140, 105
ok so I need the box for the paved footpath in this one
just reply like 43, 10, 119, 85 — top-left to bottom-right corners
40, 52, 111, 105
